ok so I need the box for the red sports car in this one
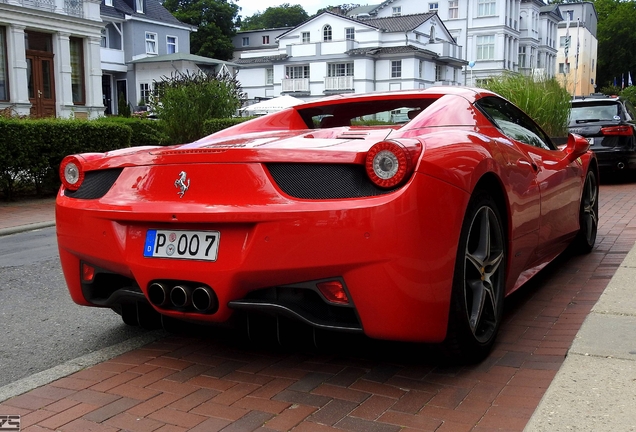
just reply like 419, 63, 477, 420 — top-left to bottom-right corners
56, 87, 598, 362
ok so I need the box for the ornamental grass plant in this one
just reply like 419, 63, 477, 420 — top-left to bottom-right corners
482, 73, 571, 138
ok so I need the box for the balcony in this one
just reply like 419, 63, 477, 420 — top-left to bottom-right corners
8, 0, 85, 17
281, 78, 309, 93
324, 76, 354, 91
101, 47, 126, 72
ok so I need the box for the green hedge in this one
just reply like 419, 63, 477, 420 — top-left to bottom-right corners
96, 116, 172, 146
1, 115, 257, 200
203, 117, 255, 136
0, 118, 131, 199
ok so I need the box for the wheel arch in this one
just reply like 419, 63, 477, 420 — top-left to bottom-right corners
471, 172, 510, 242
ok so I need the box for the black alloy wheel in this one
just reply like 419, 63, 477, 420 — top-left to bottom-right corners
573, 169, 599, 253
445, 191, 506, 363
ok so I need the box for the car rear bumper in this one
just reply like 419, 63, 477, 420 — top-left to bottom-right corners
56, 172, 469, 343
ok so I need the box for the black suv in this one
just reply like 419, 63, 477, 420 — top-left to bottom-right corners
569, 95, 636, 173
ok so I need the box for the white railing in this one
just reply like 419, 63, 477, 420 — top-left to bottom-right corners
324, 76, 354, 91
15, 0, 83, 17
281, 78, 309, 92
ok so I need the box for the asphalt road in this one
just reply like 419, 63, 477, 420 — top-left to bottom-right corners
0, 226, 150, 387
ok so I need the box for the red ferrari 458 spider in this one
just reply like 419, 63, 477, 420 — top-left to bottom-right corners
56, 87, 598, 362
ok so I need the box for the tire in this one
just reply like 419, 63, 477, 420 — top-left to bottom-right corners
572, 169, 599, 254
444, 191, 506, 363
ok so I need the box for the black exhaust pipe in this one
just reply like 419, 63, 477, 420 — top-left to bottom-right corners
192, 286, 219, 313
148, 282, 170, 307
170, 285, 192, 308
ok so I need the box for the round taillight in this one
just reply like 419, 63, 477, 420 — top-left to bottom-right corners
365, 141, 412, 188
59, 156, 85, 191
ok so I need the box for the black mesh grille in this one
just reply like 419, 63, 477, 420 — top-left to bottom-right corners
65, 169, 123, 200
266, 163, 397, 199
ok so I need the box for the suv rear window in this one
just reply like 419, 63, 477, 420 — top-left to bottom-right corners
570, 102, 622, 123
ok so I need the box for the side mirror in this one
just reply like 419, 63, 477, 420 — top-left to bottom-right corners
563, 133, 590, 162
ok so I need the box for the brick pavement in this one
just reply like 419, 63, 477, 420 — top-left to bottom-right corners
1, 180, 635, 431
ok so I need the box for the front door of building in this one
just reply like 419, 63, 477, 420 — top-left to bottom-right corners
27, 52, 56, 118
25, 31, 56, 118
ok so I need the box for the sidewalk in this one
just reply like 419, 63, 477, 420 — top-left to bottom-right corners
0, 197, 56, 235
0, 186, 635, 432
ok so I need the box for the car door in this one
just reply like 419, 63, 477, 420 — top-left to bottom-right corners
475, 96, 582, 262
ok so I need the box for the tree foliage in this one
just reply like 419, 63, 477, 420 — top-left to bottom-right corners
592, 0, 636, 88
240, 4, 309, 30
150, 71, 245, 144
163, 0, 239, 60
315, 3, 359, 16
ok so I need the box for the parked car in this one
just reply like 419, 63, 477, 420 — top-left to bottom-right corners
569, 95, 636, 173
56, 87, 598, 362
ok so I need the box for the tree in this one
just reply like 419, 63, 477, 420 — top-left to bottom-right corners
592, 0, 636, 88
149, 71, 245, 144
315, 3, 360, 16
163, 0, 239, 60
240, 4, 309, 30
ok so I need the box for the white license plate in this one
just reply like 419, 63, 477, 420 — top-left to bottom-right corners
586, 137, 594, 145
144, 229, 220, 261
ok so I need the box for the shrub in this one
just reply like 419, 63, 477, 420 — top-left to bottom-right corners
96, 116, 172, 146
118, 92, 131, 118
483, 73, 571, 138
0, 118, 131, 199
203, 117, 255, 136
150, 71, 246, 144
620, 86, 636, 106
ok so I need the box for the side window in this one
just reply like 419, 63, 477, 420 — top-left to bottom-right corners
476, 96, 555, 150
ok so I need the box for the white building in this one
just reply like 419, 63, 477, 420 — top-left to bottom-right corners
348, 0, 563, 85
233, 11, 465, 105
0, 0, 104, 118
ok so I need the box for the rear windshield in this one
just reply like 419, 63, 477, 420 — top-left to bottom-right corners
570, 102, 622, 123
297, 97, 437, 128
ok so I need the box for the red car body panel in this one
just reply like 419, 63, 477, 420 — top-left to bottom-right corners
56, 87, 596, 344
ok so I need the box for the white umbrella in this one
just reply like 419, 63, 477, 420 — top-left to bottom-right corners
240, 95, 304, 114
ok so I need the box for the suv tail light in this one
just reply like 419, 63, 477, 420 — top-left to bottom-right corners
601, 125, 633, 136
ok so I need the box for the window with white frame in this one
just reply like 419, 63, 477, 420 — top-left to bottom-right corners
139, 82, 152, 105
167, 36, 177, 54
419, 60, 424, 78
136, 0, 143, 13
429, 2, 438, 11
145, 32, 157, 54
100, 28, 108, 48
105, 0, 113, 6
435, 64, 443, 81
518, 45, 526, 68
328, 62, 353, 77
242, 37, 249, 47
392, 6, 401, 16
565, 10, 573, 20
302, 32, 310, 43
477, 35, 495, 60
477, 0, 496, 17
323, 25, 332, 41
70, 37, 85, 105
391, 60, 402, 78
266, 68, 273, 84
0, 27, 7, 101
559, 63, 569, 74
345, 28, 355, 40
448, 0, 458, 18
263, 35, 270, 44
285, 65, 309, 79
